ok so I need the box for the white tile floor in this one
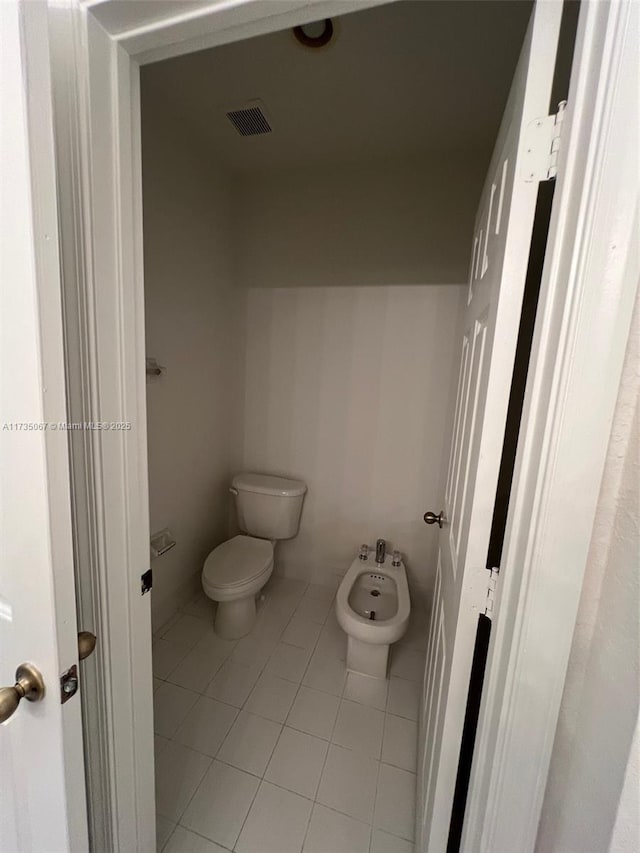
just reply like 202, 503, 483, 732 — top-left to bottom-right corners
153, 577, 427, 853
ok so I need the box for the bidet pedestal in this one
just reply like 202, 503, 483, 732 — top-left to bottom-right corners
346, 636, 389, 679
214, 596, 256, 639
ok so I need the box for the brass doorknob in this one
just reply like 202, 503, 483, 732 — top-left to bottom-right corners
423, 510, 445, 528
0, 663, 45, 723
78, 631, 97, 661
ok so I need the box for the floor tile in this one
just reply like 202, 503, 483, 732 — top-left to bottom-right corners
156, 814, 174, 851
231, 635, 277, 668
265, 577, 308, 601
266, 642, 312, 682
315, 624, 347, 661
181, 760, 259, 850
286, 686, 340, 740
251, 605, 292, 643
205, 659, 262, 708
162, 613, 212, 653
156, 611, 182, 638
153, 682, 199, 738
165, 640, 227, 693
389, 645, 424, 682
303, 582, 336, 603
192, 630, 237, 661
332, 699, 385, 757
374, 764, 416, 841
245, 671, 298, 723
265, 595, 300, 622
343, 671, 389, 710
163, 826, 228, 853
265, 726, 328, 799
295, 595, 332, 625
386, 677, 420, 721
173, 695, 238, 757
381, 714, 417, 772
154, 741, 211, 822
153, 639, 187, 679
370, 828, 415, 853
324, 608, 341, 631
316, 744, 378, 823
217, 711, 282, 776
181, 593, 215, 623
235, 780, 313, 853
303, 651, 346, 696
282, 615, 322, 651
303, 803, 370, 853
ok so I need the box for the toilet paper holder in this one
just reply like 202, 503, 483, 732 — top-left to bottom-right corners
150, 528, 176, 559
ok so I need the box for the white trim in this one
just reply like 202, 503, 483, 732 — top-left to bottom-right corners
1, 0, 88, 848
48, 6, 116, 847
462, 2, 639, 850
49, 2, 156, 848
47, 0, 638, 849
51, 1, 395, 849
91, 0, 393, 63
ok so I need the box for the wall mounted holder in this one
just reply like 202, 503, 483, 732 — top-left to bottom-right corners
150, 528, 176, 559
146, 357, 165, 378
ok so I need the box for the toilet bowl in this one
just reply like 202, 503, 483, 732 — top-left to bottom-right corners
201, 472, 306, 639
336, 548, 410, 678
202, 535, 274, 639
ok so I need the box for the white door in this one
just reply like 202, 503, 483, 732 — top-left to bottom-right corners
0, 1, 89, 850
417, 2, 563, 849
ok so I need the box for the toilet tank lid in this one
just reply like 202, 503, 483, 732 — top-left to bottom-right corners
232, 472, 307, 497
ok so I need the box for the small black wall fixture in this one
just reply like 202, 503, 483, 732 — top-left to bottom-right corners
293, 19, 334, 49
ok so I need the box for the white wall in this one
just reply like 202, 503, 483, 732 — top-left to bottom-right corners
237, 162, 471, 597
242, 284, 466, 597
142, 142, 473, 619
236, 157, 484, 289
535, 293, 640, 853
142, 119, 244, 629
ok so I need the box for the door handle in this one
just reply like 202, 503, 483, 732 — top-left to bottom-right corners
78, 631, 97, 661
424, 510, 445, 528
0, 663, 45, 723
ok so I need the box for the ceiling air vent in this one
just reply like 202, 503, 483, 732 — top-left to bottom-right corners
226, 100, 272, 137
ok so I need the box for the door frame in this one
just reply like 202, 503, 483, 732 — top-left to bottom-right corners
46, 0, 638, 851
461, 2, 638, 850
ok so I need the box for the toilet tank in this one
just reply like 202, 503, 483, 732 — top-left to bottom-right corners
232, 473, 307, 540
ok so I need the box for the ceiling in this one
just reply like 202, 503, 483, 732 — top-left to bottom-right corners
140, 0, 533, 174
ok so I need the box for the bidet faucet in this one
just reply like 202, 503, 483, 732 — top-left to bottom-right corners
375, 539, 386, 564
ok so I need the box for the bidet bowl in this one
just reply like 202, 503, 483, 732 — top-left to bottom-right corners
348, 571, 398, 621
336, 550, 410, 677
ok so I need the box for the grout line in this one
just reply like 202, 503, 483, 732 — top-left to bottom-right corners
155, 584, 420, 852
170, 823, 235, 852
218, 581, 310, 852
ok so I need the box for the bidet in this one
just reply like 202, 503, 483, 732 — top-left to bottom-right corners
336, 546, 410, 678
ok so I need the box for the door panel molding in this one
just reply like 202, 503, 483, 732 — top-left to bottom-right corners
462, 2, 639, 850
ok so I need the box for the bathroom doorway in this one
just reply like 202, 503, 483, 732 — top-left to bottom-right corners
42, 0, 636, 851
140, 2, 534, 850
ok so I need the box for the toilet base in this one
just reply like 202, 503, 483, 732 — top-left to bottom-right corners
214, 596, 256, 639
346, 636, 389, 679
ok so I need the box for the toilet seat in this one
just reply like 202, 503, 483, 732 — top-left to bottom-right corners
203, 535, 273, 590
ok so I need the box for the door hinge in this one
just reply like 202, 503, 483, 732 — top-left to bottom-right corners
523, 100, 567, 183
484, 567, 499, 618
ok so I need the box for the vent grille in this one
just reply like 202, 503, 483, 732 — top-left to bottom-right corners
226, 103, 272, 137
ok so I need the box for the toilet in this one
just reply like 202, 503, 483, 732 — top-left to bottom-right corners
202, 472, 306, 639
336, 546, 410, 678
